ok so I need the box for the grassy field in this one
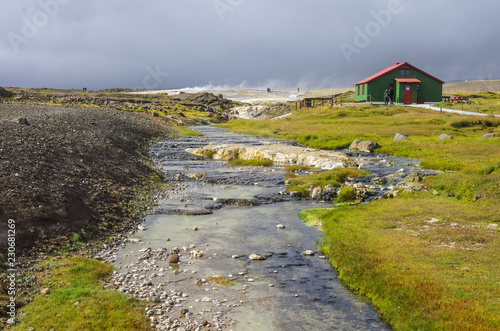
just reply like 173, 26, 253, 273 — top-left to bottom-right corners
439, 92, 500, 116
9, 257, 149, 330
220, 104, 500, 330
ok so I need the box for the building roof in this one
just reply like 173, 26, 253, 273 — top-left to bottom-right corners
355, 62, 445, 85
395, 78, 421, 83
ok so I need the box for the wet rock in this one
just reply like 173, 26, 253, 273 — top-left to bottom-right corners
186, 143, 357, 169
276, 224, 286, 229
394, 133, 410, 141
139, 249, 152, 260
405, 172, 422, 182
126, 235, 142, 243
249, 253, 267, 261
186, 173, 207, 180
348, 139, 361, 151
311, 187, 322, 199
302, 250, 315, 256
358, 141, 379, 153
438, 134, 454, 141
371, 177, 388, 185
215, 198, 261, 207
168, 253, 180, 263
481, 133, 499, 139
350, 140, 379, 153
189, 249, 203, 257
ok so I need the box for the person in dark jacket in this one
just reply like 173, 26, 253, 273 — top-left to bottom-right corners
389, 87, 394, 104
384, 89, 390, 105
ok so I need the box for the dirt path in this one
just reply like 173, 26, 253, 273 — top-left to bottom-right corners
409, 104, 500, 117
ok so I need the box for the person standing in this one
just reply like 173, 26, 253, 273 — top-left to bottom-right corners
384, 89, 390, 105
389, 87, 394, 104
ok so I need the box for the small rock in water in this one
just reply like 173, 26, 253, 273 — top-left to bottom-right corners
249, 253, 267, 261
302, 250, 315, 256
190, 249, 204, 257
276, 224, 285, 229
169, 253, 180, 263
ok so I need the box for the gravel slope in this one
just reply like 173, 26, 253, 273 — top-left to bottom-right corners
0, 103, 171, 251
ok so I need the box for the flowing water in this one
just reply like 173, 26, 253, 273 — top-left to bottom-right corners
111, 126, 435, 330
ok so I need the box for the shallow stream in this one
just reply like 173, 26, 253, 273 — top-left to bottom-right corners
111, 126, 435, 330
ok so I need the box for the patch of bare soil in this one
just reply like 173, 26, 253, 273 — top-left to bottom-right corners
0, 103, 171, 253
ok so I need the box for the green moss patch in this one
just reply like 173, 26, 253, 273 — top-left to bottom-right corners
12, 257, 148, 330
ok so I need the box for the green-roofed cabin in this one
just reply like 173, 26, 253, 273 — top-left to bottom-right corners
354, 62, 444, 104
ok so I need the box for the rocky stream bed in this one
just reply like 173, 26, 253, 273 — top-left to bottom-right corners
93, 126, 437, 331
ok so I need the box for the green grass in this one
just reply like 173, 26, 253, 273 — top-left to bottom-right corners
287, 168, 367, 197
300, 194, 500, 330
220, 105, 500, 173
172, 125, 204, 137
226, 158, 273, 167
221, 103, 500, 330
439, 92, 500, 115
11, 257, 149, 330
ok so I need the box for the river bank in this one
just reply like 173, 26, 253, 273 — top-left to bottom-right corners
0, 102, 174, 328
221, 104, 500, 330
92, 126, 434, 330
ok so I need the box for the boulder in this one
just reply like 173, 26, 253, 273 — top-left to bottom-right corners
357, 141, 379, 153
438, 134, 454, 141
348, 139, 361, 151
310, 187, 322, 199
481, 133, 499, 139
405, 172, 422, 182
349, 139, 378, 153
394, 133, 410, 141
0, 87, 15, 98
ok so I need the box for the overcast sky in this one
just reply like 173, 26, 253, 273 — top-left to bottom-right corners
1, 0, 499, 90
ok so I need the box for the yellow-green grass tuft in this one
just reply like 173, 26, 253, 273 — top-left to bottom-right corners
12, 257, 149, 330
226, 159, 273, 167
301, 193, 500, 330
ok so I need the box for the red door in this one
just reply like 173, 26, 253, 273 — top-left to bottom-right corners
404, 84, 412, 104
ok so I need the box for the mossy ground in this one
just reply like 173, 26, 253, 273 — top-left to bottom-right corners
221, 102, 500, 330
8, 257, 149, 330
225, 158, 273, 167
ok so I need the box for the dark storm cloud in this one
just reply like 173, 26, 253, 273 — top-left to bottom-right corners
1, 0, 499, 90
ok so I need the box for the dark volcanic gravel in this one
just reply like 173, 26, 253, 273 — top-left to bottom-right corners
0, 103, 171, 251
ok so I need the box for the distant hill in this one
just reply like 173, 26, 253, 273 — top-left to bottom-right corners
444, 80, 500, 94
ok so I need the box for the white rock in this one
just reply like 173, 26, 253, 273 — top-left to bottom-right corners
249, 253, 267, 261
